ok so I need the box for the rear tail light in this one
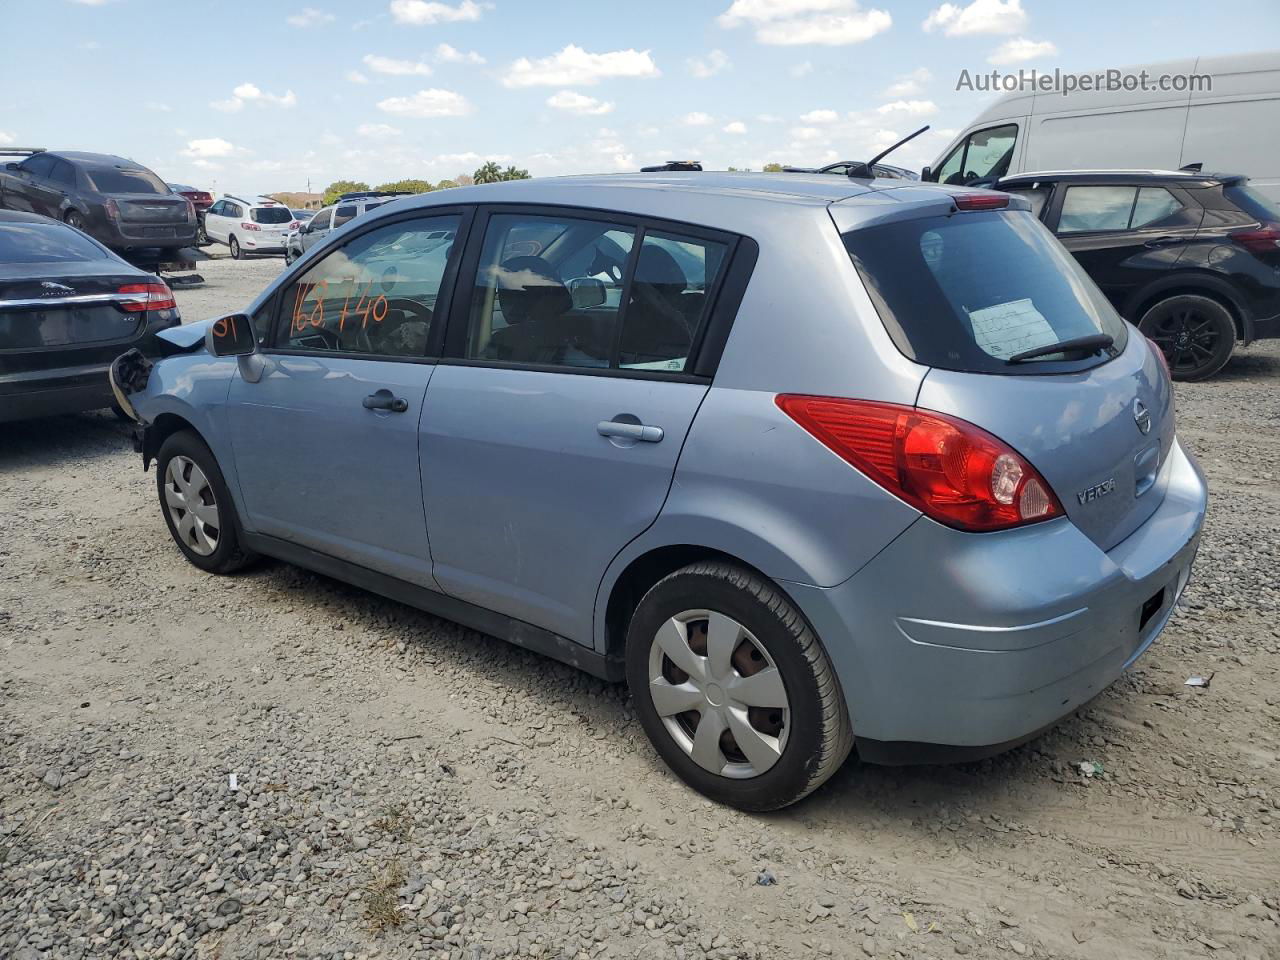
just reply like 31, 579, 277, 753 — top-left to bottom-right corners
182, 198, 195, 222
289, 220, 300, 229
954, 193, 1009, 211
103, 198, 120, 221
776, 395, 1064, 532
241, 221, 262, 231
118, 281, 176, 312
1230, 224, 1280, 254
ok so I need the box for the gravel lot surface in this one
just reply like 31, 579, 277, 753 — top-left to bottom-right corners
2, 252, 1278, 960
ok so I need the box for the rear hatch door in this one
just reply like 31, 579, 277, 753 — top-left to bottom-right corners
839, 200, 1173, 551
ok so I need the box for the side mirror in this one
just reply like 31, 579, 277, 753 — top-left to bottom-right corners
6, 162, 20, 172
568, 276, 607, 310
206, 313, 257, 357
920, 165, 934, 182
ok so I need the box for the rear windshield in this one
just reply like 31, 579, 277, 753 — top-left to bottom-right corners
0, 222, 109, 263
1224, 183, 1279, 223
86, 166, 168, 195
843, 210, 1128, 374
252, 207, 293, 224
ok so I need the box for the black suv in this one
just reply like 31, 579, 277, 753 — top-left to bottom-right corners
996, 170, 1280, 380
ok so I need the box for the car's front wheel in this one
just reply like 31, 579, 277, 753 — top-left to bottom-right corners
626, 561, 853, 811
1138, 294, 1235, 381
228, 235, 242, 260
155, 430, 255, 574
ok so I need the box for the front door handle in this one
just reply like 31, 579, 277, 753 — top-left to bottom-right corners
363, 389, 408, 413
597, 419, 663, 443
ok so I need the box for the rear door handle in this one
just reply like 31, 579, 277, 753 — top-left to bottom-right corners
363, 389, 408, 413
597, 420, 664, 443
1143, 236, 1186, 248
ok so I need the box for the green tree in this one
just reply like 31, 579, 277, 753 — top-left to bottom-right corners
435, 179, 459, 190
322, 179, 370, 205
501, 165, 531, 181
374, 179, 435, 194
762, 162, 785, 173
473, 161, 503, 184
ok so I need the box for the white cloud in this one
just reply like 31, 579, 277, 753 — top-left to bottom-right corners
791, 126, 824, 141
346, 70, 369, 84
286, 7, 334, 27
756, 113, 784, 123
800, 108, 838, 123
547, 90, 615, 116
922, 0, 1025, 36
502, 44, 659, 87
0, 131, 13, 145
682, 112, 713, 126
723, 121, 748, 134
388, 0, 483, 25
431, 151, 513, 169
69, 0, 111, 5
884, 66, 930, 97
181, 138, 243, 159
376, 88, 472, 118
78, 40, 101, 49
211, 83, 296, 112
356, 123, 403, 137
719, 0, 892, 46
363, 54, 432, 76
790, 61, 814, 77
688, 48, 731, 78
988, 36, 1057, 64
435, 42, 486, 64
876, 99, 939, 116
144, 101, 172, 112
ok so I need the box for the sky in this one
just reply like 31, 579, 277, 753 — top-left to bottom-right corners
2, 0, 1277, 196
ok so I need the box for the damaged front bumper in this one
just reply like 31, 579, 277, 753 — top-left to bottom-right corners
108, 348, 153, 424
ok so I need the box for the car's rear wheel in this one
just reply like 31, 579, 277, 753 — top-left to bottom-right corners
155, 430, 255, 574
64, 210, 87, 231
625, 561, 853, 811
228, 235, 242, 260
197, 221, 209, 245
1138, 294, 1235, 381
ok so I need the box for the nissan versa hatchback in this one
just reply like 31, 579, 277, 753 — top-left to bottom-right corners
110, 173, 1207, 810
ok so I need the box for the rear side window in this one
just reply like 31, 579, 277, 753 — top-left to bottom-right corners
333, 205, 358, 228
619, 233, 727, 371
252, 206, 293, 224
0, 222, 109, 263
1224, 183, 1280, 222
843, 210, 1129, 374
1058, 186, 1135, 233
86, 166, 167, 194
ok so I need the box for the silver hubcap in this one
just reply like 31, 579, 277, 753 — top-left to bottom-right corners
648, 610, 790, 779
164, 455, 220, 556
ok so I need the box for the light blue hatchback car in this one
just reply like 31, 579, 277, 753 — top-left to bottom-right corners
111, 173, 1207, 810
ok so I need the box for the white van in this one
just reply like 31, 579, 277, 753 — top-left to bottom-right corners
926, 51, 1280, 203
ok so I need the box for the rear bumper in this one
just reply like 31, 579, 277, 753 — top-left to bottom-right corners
0, 361, 115, 422
101, 221, 198, 250
788, 438, 1207, 753
240, 234, 287, 253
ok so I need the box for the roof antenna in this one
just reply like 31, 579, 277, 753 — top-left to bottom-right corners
845, 125, 930, 179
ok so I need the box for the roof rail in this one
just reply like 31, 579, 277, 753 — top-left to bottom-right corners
0, 147, 47, 158
640, 161, 702, 173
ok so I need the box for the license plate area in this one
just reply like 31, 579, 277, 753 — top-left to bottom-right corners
1138, 587, 1166, 634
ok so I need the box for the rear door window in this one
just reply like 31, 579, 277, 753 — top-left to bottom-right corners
333, 205, 358, 228
1130, 187, 1182, 228
843, 209, 1129, 374
50, 160, 77, 187
619, 233, 727, 371
1058, 186, 1136, 233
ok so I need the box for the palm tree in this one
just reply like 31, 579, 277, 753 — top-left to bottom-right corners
473, 161, 503, 184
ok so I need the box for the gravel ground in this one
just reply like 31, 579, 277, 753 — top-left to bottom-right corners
2, 252, 1278, 960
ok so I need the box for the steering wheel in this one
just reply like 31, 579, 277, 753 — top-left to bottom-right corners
356, 297, 433, 353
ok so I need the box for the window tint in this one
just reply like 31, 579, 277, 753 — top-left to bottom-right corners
333, 205, 358, 228
50, 160, 76, 186
1004, 185, 1052, 219
22, 154, 57, 179
226, 202, 244, 219
1058, 186, 1136, 233
1224, 183, 1280, 222
843, 210, 1128, 374
310, 209, 333, 230
252, 206, 293, 224
619, 233, 727, 371
466, 214, 636, 368
86, 166, 167, 194
0, 222, 109, 263
280, 214, 460, 357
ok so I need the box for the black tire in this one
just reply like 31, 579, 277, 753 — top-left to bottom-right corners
110, 401, 133, 423
228, 235, 242, 260
197, 221, 210, 245
625, 562, 853, 811
155, 430, 255, 575
64, 210, 87, 231
1138, 294, 1235, 382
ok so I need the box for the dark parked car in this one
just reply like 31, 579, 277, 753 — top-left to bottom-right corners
997, 169, 1280, 380
168, 182, 214, 241
0, 151, 197, 253
0, 210, 180, 422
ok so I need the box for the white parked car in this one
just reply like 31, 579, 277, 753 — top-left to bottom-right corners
202, 195, 294, 259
